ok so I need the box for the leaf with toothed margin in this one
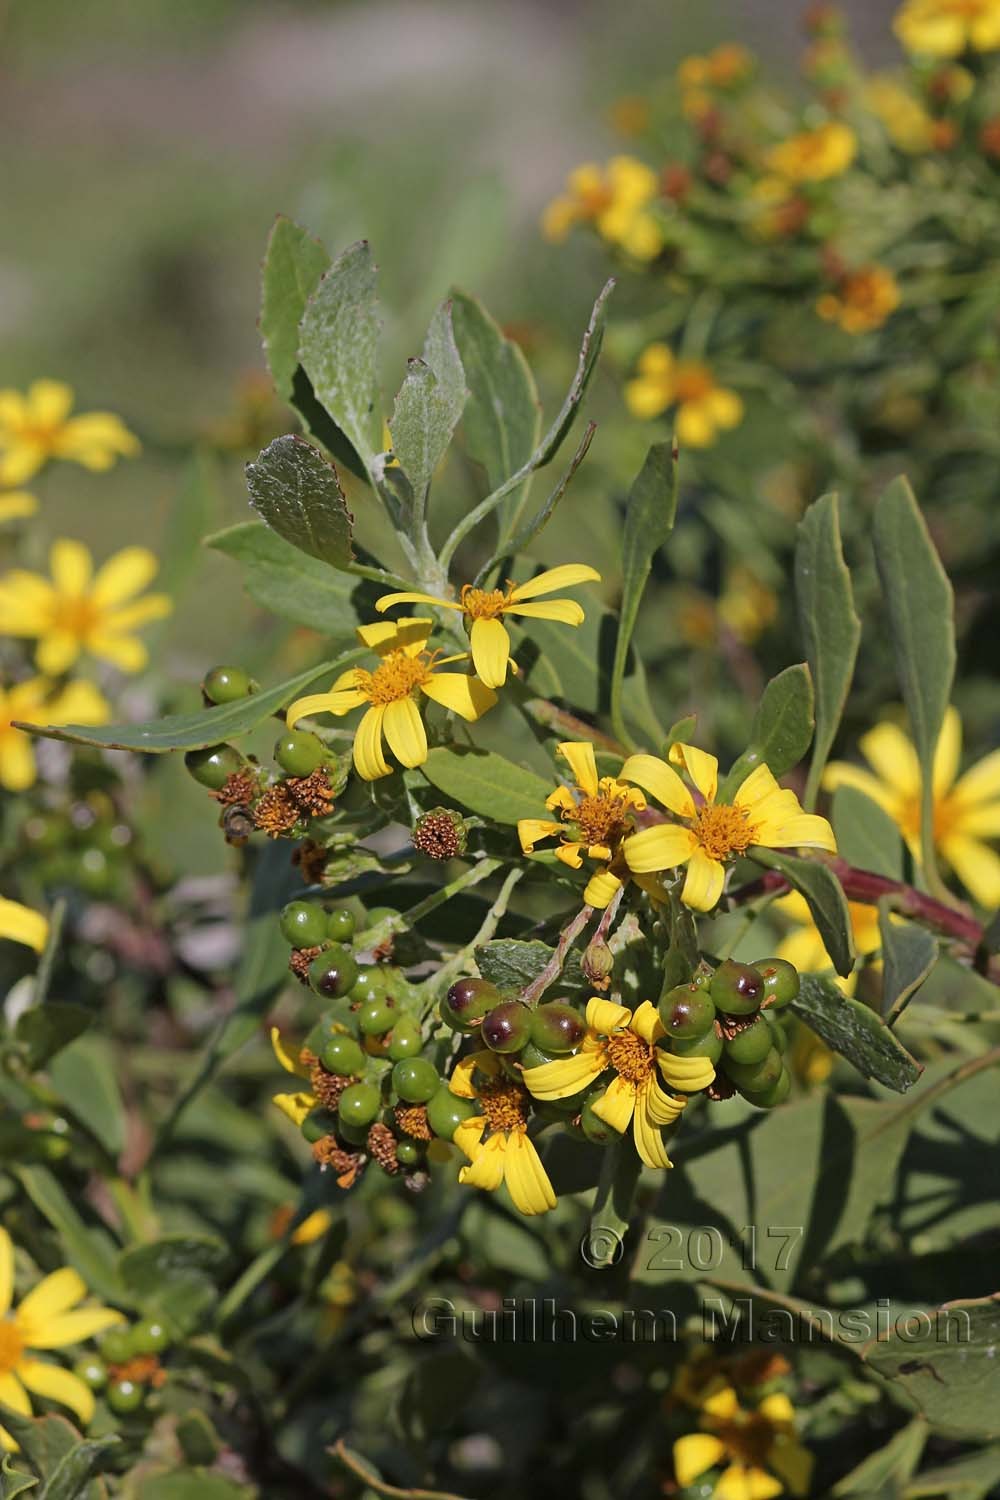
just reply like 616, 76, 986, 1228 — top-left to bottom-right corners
246, 434, 354, 569
390, 300, 468, 522
299, 239, 383, 476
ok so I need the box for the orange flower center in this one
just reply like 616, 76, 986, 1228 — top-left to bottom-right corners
579, 183, 615, 217
897, 790, 958, 845
0, 1318, 25, 1375
569, 784, 637, 848
460, 584, 513, 620
606, 1029, 654, 1085
711, 1411, 777, 1469
51, 594, 100, 642
355, 650, 432, 706
477, 1077, 530, 1135
672, 364, 715, 403
16, 420, 61, 449
694, 801, 758, 861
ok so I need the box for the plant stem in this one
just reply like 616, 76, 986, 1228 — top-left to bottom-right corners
426, 865, 524, 1001
354, 856, 503, 959
519, 903, 594, 1006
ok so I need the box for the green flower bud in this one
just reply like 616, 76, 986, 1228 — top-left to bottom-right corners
184, 743, 244, 791
427, 1085, 477, 1140
710, 959, 764, 1015
582, 939, 615, 987
387, 1014, 423, 1059
723, 1016, 773, 1066
659, 982, 717, 1038
280, 900, 328, 948
202, 666, 257, 704
320, 1035, 365, 1076
441, 977, 499, 1032
754, 957, 800, 1009
481, 1001, 533, 1054
338, 1082, 381, 1129
392, 1057, 440, 1103
529, 1002, 587, 1054
326, 907, 356, 943
309, 945, 359, 1000
274, 729, 325, 777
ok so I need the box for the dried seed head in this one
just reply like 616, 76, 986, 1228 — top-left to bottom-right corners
412, 807, 468, 861
289, 945, 323, 985
366, 1121, 401, 1175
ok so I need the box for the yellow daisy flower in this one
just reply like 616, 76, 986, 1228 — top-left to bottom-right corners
0, 540, 172, 676
764, 121, 857, 182
625, 345, 744, 447
824, 706, 1000, 908
449, 1051, 557, 1216
774, 891, 881, 997
523, 998, 700, 1168
0, 677, 110, 792
865, 75, 936, 151
816, 265, 901, 333
0, 1226, 124, 1450
542, 156, 663, 260
622, 743, 836, 913
894, 0, 1000, 55
374, 563, 601, 689
518, 740, 647, 909
674, 1384, 814, 1500
0, 492, 37, 524
285, 617, 496, 783
0, 381, 139, 487
0, 897, 49, 954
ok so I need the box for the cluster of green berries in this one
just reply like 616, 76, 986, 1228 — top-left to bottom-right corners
659, 957, 800, 1108
76, 1317, 173, 1417
21, 793, 135, 899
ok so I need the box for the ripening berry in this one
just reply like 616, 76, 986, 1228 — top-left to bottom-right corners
427, 1085, 477, 1140
274, 729, 325, 777
710, 959, 764, 1015
671, 1028, 723, 1064
395, 1137, 425, 1167
338, 1082, 381, 1129
184, 743, 244, 791
202, 666, 257, 704
529, 1002, 586, 1054
746, 1067, 792, 1108
308, 945, 359, 1000
764, 1013, 788, 1053
99, 1329, 134, 1366
73, 1356, 107, 1391
754, 957, 800, 1009
481, 1001, 533, 1054
280, 900, 328, 948
659, 983, 717, 1038
722, 1016, 773, 1066
320, 1035, 365, 1076
441, 977, 499, 1032
392, 1057, 440, 1104
326, 907, 356, 943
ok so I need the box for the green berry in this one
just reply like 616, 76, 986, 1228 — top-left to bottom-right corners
202, 666, 256, 704
99, 1328, 134, 1365
764, 1013, 788, 1054
274, 729, 325, 777
339, 1119, 370, 1146
710, 959, 764, 1016
392, 1058, 440, 1104
326, 907, 356, 942
723, 1016, 773, 1066
107, 1379, 145, 1415
580, 1094, 619, 1145
301, 1107, 340, 1143
529, 1003, 586, 1054
280, 900, 328, 948
441, 977, 499, 1032
746, 1067, 792, 1109
364, 905, 400, 927
727, 1047, 784, 1094
320, 1034, 365, 1076
73, 1356, 107, 1391
671, 1028, 723, 1064
309, 945, 359, 1000
481, 1001, 532, 1054
387, 1015, 423, 1059
427, 1086, 477, 1140
659, 983, 717, 1038
338, 1082, 381, 1129
519, 1040, 560, 1070
394, 1138, 424, 1167
357, 996, 397, 1036
754, 957, 800, 1009
130, 1317, 171, 1356
349, 966, 391, 1005
183, 744, 244, 791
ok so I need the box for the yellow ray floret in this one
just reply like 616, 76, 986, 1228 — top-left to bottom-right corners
451, 1051, 556, 1216
0, 676, 109, 792
0, 380, 139, 486
625, 345, 743, 447
893, 0, 1000, 56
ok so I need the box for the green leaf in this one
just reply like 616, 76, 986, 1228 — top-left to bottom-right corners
299, 239, 382, 476
588, 1140, 642, 1269
175, 1413, 221, 1470
1, 1451, 39, 1498
41, 1437, 119, 1500
832, 1418, 928, 1496
720, 664, 815, 796
831, 785, 904, 879
246, 434, 353, 569
474, 938, 584, 993
21, 654, 358, 752
389, 300, 467, 525
206, 522, 368, 635
14, 1167, 123, 1301
522, 605, 617, 716
118, 1234, 228, 1336
872, 478, 955, 883
750, 848, 853, 978
610, 441, 679, 748
420, 746, 554, 824
15, 1003, 92, 1071
905, 1444, 1000, 1500
0, 1412, 86, 1494
260, 215, 330, 402
136, 1473, 252, 1500
863, 1292, 1000, 1438
791, 973, 923, 1092
879, 904, 937, 1022
158, 448, 221, 598
49, 1036, 126, 1157
449, 289, 541, 540
331, 1440, 473, 1500
462, 1201, 549, 1279
795, 493, 861, 807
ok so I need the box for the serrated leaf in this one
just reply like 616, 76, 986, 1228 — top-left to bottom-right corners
831, 785, 904, 879
450, 289, 541, 540
299, 239, 382, 475
879, 904, 937, 1022
720, 664, 815, 797
260, 216, 330, 402
751, 847, 853, 978
206, 522, 368, 635
420, 746, 553, 825
474, 938, 584, 992
610, 441, 678, 747
41, 1436, 119, 1500
795, 493, 861, 806
389, 301, 467, 524
863, 1292, 1000, 1438
246, 434, 353, 569
15, 1003, 92, 1071
21, 654, 357, 752
791, 973, 923, 1092
49, 1036, 125, 1157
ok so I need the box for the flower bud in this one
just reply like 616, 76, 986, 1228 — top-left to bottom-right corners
582, 939, 614, 990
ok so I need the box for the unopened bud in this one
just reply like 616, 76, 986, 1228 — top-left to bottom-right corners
583, 939, 614, 991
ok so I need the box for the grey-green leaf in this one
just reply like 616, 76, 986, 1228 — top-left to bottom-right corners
791, 973, 923, 1092
206, 522, 367, 635
389, 302, 467, 522
420, 746, 554, 825
16, 1004, 92, 1072
475, 938, 584, 993
795, 493, 861, 807
246, 434, 353, 569
879, 903, 937, 1022
863, 1292, 1000, 1438
831, 785, 904, 879
260, 216, 330, 402
1, 1452, 39, 1498
750, 848, 854, 978
49, 1036, 126, 1157
299, 239, 382, 475
720, 664, 815, 797
41, 1436, 120, 1500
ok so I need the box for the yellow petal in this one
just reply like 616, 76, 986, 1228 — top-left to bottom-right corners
933, 706, 961, 798
22, 1306, 125, 1349
629, 1001, 663, 1045
458, 1131, 507, 1191
0, 1228, 12, 1318
625, 376, 671, 420
15, 1266, 85, 1330
270, 1027, 309, 1078
657, 1049, 715, 1093
0, 897, 48, 954
272, 1091, 317, 1127
518, 818, 561, 852
353, 705, 391, 780
732, 763, 782, 812
46, 680, 110, 726
35, 630, 82, 676
356, 617, 433, 655
420, 671, 497, 722
756, 812, 837, 853
624, 824, 698, 873
821, 761, 899, 816
84, 632, 149, 674
557, 740, 599, 796
953, 748, 1000, 808
0, 491, 37, 522
583, 868, 623, 908
632, 1081, 674, 1168
503, 598, 585, 625
674, 1433, 727, 1486
859, 720, 920, 800
470, 616, 512, 688
382, 697, 428, 769
676, 402, 715, 448
644, 1075, 686, 1125
554, 841, 585, 869
452, 1117, 486, 1159
49, 538, 92, 596
28, 380, 75, 427
759, 1392, 795, 1426
681, 847, 727, 911
706, 387, 744, 429
509, 564, 600, 602
702, 1383, 740, 1418
375, 590, 456, 612
18, 1361, 94, 1426
670, 741, 719, 802
91, 546, 158, 607
100, 594, 172, 632
620, 753, 696, 817
585, 997, 632, 1033
638, 342, 674, 377
0, 1372, 31, 1418
523, 1046, 606, 1101
502, 1132, 557, 1215
0, 733, 37, 793
591, 1074, 637, 1133
715, 1463, 784, 1500
940, 834, 1000, 908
